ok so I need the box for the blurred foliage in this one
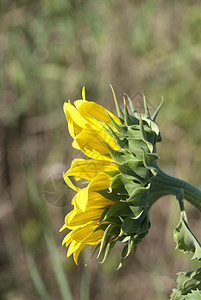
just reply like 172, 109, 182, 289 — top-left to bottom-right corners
1, 0, 201, 299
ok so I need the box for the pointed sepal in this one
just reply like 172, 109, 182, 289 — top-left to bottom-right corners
110, 85, 124, 122
142, 92, 151, 119
152, 96, 164, 122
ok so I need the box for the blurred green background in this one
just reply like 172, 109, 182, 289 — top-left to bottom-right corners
1, 0, 201, 299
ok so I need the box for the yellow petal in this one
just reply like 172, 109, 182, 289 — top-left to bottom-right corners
67, 240, 78, 257
59, 224, 66, 232
89, 172, 111, 192
73, 243, 86, 265
74, 187, 89, 212
87, 191, 114, 208
71, 193, 76, 205
74, 127, 109, 155
97, 124, 120, 150
67, 119, 76, 138
74, 99, 85, 109
71, 124, 119, 157
65, 210, 76, 225
72, 225, 103, 245
82, 86, 86, 100
71, 194, 85, 211
63, 101, 87, 128
66, 158, 117, 181
66, 208, 103, 227
76, 100, 120, 126
72, 141, 112, 161
67, 172, 111, 212
63, 172, 80, 192
62, 232, 72, 247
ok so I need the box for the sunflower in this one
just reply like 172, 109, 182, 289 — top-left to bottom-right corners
61, 87, 161, 266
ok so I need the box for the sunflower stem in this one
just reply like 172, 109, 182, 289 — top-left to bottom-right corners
149, 167, 201, 212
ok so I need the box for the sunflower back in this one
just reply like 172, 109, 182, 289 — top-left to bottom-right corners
93, 88, 162, 268
61, 86, 163, 268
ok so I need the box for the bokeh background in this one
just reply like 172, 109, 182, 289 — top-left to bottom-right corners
1, 0, 201, 299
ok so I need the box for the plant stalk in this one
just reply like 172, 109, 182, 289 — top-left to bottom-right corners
149, 167, 201, 212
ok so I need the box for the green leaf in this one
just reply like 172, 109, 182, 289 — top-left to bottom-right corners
170, 289, 183, 300
97, 224, 113, 258
110, 174, 128, 194
128, 193, 149, 207
128, 138, 149, 158
127, 126, 141, 138
117, 159, 148, 181
174, 211, 201, 260
170, 289, 201, 300
134, 230, 149, 244
143, 125, 157, 146
129, 206, 144, 217
142, 115, 160, 136
125, 237, 134, 258
140, 213, 150, 233
141, 149, 158, 176
119, 174, 146, 196
170, 268, 201, 300
186, 290, 201, 299
110, 172, 143, 195
99, 241, 115, 264
121, 211, 145, 235
116, 244, 128, 270
94, 223, 110, 232
122, 218, 141, 234
118, 158, 147, 178
128, 185, 149, 198
127, 186, 149, 207
139, 116, 154, 152
98, 205, 111, 222
106, 146, 131, 164
97, 189, 125, 201
156, 131, 162, 142
176, 268, 201, 295
105, 202, 134, 218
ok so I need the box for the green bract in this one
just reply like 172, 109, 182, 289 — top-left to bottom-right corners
95, 87, 163, 268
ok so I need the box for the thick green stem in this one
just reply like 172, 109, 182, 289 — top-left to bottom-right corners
149, 167, 201, 212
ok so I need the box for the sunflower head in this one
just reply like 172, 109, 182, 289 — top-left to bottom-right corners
61, 87, 162, 268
